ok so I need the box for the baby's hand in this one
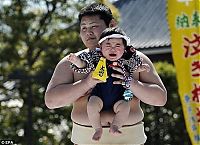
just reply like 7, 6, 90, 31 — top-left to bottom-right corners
67, 53, 79, 64
136, 64, 150, 72
67, 53, 86, 68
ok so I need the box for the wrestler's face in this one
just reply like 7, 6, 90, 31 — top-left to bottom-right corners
80, 15, 108, 49
101, 38, 125, 61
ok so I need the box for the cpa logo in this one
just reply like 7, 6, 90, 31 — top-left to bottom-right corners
0, 140, 15, 145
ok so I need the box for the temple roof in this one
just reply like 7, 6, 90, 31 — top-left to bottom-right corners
114, 0, 171, 50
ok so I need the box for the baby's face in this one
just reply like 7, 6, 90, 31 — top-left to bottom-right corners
101, 38, 125, 61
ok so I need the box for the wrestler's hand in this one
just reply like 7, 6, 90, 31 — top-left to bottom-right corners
84, 72, 103, 89
111, 65, 127, 85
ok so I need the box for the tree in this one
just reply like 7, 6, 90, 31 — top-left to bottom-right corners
99, 0, 120, 21
0, 0, 93, 144
142, 62, 192, 145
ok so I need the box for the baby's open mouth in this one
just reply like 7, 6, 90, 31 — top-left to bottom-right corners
109, 54, 117, 57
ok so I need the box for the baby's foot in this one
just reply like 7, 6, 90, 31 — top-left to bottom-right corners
92, 128, 103, 141
109, 125, 122, 136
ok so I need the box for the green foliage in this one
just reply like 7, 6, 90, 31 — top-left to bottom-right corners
142, 62, 191, 145
98, 0, 120, 22
0, 0, 92, 145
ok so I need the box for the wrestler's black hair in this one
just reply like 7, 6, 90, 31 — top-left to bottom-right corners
78, 3, 113, 27
99, 27, 128, 47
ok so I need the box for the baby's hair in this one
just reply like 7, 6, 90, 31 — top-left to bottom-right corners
99, 27, 128, 47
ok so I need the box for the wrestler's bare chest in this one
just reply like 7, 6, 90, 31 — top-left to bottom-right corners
71, 71, 141, 126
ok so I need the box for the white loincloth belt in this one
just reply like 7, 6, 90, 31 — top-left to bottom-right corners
71, 121, 147, 145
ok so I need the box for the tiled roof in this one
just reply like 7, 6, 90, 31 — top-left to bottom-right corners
114, 0, 171, 49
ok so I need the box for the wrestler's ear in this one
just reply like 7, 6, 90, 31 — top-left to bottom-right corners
109, 19, 117, 27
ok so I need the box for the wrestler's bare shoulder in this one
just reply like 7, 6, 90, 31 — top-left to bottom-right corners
53, 48, 90, 81
135, 50, 153, 66
47, 48, 90, 91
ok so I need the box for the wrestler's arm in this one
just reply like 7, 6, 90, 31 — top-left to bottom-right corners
45, 56, 98, 109
129, 51, 167, 106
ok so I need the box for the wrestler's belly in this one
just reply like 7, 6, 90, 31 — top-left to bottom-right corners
71, 96, 144, 126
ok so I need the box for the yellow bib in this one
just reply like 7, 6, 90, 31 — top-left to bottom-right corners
92, 57, 108, 82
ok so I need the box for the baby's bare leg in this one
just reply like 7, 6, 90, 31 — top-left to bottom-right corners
87, 96, 103, 141
110, 100, 130, 135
